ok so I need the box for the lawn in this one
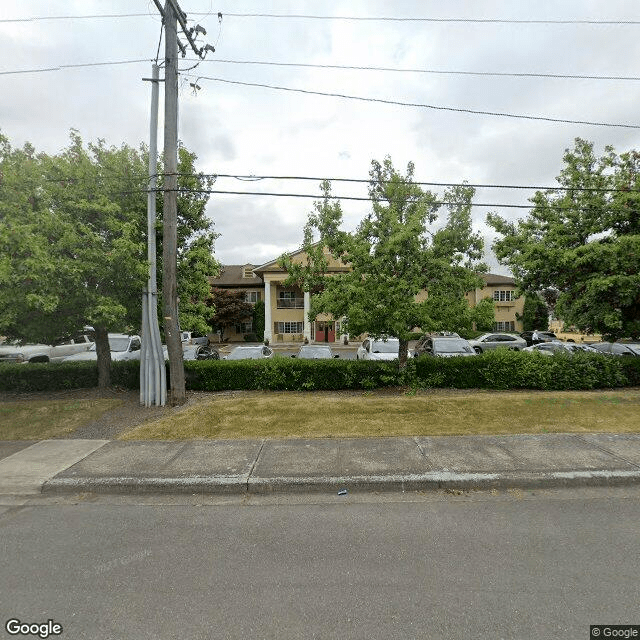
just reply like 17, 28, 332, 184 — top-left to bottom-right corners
0, 398, 124, 440
119, 389, 640, 440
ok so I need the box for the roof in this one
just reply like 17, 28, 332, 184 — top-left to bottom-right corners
480, 272, 516, 286
208, 265, 263, 287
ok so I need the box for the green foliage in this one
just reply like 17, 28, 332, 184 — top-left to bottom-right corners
206, 289, 254, 341
488, 138, 640, 340
520, 294, 549, 331
252, 299, 265, 340
280, 157, 487, 365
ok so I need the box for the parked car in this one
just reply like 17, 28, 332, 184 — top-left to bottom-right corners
223, 345, 274, 360
292, 345, 339, 359
356, 338, 399, 361
467, 333, 527, 354
414, 336, 476, 358
180, 331, 209, 346
523, 342, 599, 355
589, 342, 640, 357
182, 344, 220, 360
520, 331, 558, 347
0, 331, 95, 364
62, 334, 142, 362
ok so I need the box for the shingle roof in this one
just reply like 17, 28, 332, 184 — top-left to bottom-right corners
480, 272, 516, 285
208, 265, 263, 287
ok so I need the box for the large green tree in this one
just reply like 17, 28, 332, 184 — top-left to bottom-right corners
488, 138, 640, 339
206, 289, 254, 341
0, 131, 219, 387
280, 157, 487, 365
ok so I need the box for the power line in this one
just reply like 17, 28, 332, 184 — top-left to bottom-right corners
188, 75, 640, 129
206, 59, 640, 82
3, 57, 640, 82
0, 59, 150, 76
2, 12, 639, 25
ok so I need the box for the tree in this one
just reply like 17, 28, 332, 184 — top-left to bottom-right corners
280, 157, 487, 366
206, 289, 254, 341
252, 299, 265, 340
0, 130, 219, 388
519, 294, 549, 332
488, 138, 640, 339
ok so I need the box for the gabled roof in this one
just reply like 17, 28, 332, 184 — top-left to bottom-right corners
208, 264, 262, 287
253, 243, 351, 275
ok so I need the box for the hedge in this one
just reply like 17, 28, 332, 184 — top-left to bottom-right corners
1, 351, 639, 393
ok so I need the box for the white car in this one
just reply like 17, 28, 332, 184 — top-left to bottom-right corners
223, 345, 274, 360
356, 338, 399, 361
0, 332, 95, 364
62, 334, 142, 362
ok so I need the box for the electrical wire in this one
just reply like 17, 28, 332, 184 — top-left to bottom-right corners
0, 59, 150, 76
186, 74, 640, 129
2, 13, 639, 24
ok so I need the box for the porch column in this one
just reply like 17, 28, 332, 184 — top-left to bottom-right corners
264, 280, 272, 342
303, 290, 311, 342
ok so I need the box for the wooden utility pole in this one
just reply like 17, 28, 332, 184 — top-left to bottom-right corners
162, 0, 186, 405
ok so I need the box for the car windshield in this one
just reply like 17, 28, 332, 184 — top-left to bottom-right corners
436, 340, 473, 353
227, 347, 260, 360
372, 341, 399, 353
108, 337, 130, 352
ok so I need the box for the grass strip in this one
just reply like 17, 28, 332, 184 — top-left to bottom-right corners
0, 398, 123, 440
119, 389, 640, 440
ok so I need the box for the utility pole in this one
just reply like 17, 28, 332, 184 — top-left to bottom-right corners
140, 63, 166, 407
162, 0, 186, 406
150, 0, 215, 406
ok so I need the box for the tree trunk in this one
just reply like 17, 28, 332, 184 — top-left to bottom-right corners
94, 325, 112, 389
398, 338, 409, 369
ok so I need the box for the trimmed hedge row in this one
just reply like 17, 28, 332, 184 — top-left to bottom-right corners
1, 351, 640, 393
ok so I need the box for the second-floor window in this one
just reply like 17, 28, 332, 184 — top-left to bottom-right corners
493, 290, 516, 302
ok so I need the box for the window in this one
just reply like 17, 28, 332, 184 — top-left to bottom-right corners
242, 266, 254, 278
245, 291, 261, 303
493, 290, 516, 302
494, 321, 515, 331
279, 291, 296, 300
234, 322, 253, 334
276, 322, 304, 334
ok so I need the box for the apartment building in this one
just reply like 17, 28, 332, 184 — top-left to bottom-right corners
209, 248, 524, 343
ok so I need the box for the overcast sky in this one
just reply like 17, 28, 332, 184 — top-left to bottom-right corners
2, 1, 640, 274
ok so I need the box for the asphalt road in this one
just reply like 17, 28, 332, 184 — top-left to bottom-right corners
2, 487, 639, 640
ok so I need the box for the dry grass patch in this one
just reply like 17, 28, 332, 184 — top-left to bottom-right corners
119, 389, 640, 440
0, 398, 124, 440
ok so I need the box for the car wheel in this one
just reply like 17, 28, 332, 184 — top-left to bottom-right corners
474, 347, 482, 354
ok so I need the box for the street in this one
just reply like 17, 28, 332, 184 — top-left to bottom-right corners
1, 486, 639, 639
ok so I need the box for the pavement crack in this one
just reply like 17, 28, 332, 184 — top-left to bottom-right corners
246, 440, 265, 491
572, 434, 640, 470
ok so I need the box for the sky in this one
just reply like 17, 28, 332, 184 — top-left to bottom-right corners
2, 0, 640, 274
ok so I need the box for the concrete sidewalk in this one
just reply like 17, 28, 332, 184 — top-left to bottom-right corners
2, 433, 640, 496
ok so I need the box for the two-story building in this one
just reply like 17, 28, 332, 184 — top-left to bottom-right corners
209, 248, 524, 343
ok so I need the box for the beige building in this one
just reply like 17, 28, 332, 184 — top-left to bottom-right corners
209, 249, 524, 343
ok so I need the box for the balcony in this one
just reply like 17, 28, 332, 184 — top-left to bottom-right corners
277, 298, 305, 309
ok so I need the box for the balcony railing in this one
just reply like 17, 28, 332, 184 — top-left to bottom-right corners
277, 298, 305, 309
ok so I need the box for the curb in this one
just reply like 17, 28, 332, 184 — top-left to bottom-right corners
41, 469, 640, 496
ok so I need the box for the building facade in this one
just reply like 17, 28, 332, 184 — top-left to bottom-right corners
209, 250, 524, 342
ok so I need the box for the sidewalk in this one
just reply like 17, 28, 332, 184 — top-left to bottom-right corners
2, 433, 640, 496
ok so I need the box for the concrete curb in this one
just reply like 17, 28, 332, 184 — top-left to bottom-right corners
41, 468, 640, 496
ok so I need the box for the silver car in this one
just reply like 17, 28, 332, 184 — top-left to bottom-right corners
224, 345, 274, 360
292, 345, 339, 359
523, 342, 599, 355
415, 337, 476, 358
467, 333, 527, 354
356, 338, 399, 361
62, 334, 141, 362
